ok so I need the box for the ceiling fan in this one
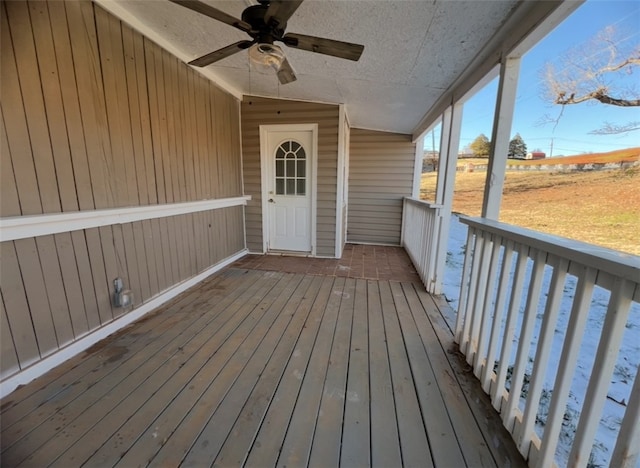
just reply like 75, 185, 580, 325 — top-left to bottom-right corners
169, 0, 364, 84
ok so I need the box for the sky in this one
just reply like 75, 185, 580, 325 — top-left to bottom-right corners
425, 0, 640, 157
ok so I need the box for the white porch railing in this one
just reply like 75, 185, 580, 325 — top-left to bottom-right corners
401, 198, 443, 294
456, 216, 640, 468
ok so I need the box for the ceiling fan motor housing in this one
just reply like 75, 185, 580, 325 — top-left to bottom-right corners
242, 3, 285, 45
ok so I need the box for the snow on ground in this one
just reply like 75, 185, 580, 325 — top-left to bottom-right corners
441, 214, 640, 467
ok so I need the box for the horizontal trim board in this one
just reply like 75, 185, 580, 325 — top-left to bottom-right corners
0, 249, 248, 399
0, 196, 251, 241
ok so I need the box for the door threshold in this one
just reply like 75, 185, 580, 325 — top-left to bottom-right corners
266, 250, 312, 257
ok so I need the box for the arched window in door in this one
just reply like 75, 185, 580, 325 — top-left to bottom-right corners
275, 140, 306, 196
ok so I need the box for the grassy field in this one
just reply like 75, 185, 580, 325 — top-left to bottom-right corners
420, 166, 640, 255
450, 147, 640, 169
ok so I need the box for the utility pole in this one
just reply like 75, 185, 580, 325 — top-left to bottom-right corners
549, 138, 554, 158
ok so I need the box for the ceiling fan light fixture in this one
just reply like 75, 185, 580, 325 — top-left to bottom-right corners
249, 43, 285, 73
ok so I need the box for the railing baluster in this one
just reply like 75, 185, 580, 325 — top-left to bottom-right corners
483, 239, 515, 394
455, 226, 475, 344
568, 278, 635, 467
473, 233, 502, 378
536, 266, 597, 468
467, 231, 493, 365
516, 255, 569, 458
610, 357, 640, 468
503, 249, 547, 431
462, 228, 483, 356
493, 243, 528, 412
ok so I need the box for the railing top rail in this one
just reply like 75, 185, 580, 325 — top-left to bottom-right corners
404, 197, 444, 210
459, 215, 640, 283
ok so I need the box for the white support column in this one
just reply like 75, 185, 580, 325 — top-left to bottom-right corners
482, 55, 521, 220
336, 104, 347, 258
432, 103, 463, 294
412, 135, 425, 199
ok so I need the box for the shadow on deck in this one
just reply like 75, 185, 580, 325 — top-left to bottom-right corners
0, 246, 525, 467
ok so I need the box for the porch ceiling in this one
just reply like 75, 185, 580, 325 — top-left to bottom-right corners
97, 0, 547, 135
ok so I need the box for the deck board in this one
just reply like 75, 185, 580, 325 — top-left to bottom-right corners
340, 278, 371, 466
1, 258, 526, 467
367, 280, 404, 467
379, 280, 434, 467
273, 276, 346, 467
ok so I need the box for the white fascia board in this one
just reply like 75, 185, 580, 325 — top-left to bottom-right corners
0, 196, 251, 241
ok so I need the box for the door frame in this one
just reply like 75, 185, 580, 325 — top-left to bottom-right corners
259, 123, 318, 255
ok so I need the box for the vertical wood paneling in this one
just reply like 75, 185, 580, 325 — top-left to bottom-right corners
1, 6, 42, 216
241, 97, 339, 256
348, 129, 415, 245
0, 111, 20, 218
94, 7, 132, 207
28, 1, 79, 213
48, 1, 113, 328
35, 235, 75, 346
66, 0, 115, 209
123, 26, 153, 301
0, 297, 20, 377
48, 1, 95, 211
0, 242, 40, 367
54, 233, 91, 336
27, 1, 105, 334
6, 1, 61, 214
13, 238, 59, 355
1, 0, 244, 380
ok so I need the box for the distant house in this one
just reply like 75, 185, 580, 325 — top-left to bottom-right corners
526, 151, 546, 160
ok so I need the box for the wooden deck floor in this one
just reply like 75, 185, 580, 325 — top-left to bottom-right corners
1, 253, 525, 467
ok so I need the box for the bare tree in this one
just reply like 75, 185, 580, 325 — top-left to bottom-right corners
543, 26, 640, 107
588, 121, 640, 135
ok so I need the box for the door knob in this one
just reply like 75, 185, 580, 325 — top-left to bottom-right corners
268, 198, 275, 203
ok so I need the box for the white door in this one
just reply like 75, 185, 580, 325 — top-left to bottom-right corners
266, 129, 313, 252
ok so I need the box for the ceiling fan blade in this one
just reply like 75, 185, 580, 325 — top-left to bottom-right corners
277, 56, 297, 85
188, 40, 254, 67
169, 0, 252, 33
283, 33, 364, 61
265, 0, 304, 27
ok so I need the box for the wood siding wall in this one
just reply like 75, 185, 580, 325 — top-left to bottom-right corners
0, 1, 244, 379
241, 97, 339, 257
348, 129, 416, 245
